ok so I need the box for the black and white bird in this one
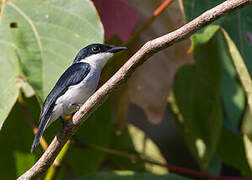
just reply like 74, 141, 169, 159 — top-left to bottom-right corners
31, 43, 126, 152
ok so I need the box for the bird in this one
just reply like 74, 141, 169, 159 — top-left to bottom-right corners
31, 43, 126, 152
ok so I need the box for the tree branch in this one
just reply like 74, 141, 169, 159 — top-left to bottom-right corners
18, 0, 252, 179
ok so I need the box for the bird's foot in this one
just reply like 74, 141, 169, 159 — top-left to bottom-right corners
71, 103, 83, 111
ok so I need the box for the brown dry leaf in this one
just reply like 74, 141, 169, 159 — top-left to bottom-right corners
112, 0, 193, 130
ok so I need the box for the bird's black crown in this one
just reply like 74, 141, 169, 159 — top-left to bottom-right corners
73, 43, 126, 63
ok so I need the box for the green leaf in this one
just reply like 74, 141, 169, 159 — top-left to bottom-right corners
216, 128, 252, 176
172, 35, 222, 171
107, 124, 146, 172
171, 29, 252, 174
218, 40, 245, 133
218, 29, 252, 174
128, 125, 168, 174
192, 25, 219, 47
0, 35, 20, 129
181, 0, 252, 173
214, 29, 251, 175
108, 124, 168, 174
14, 151, 36, 177
0, 96, 41, 179
79, 171, 191, 180
219, 29, 252, 139
183, 0, 252, 62
182, 0, 251, 134
220, 6, 252, 74
0, 0, 103, 127
20, 81, 35, 98
45, 141, 70, 180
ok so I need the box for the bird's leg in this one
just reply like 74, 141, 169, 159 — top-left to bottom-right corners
60, 116, 66, 127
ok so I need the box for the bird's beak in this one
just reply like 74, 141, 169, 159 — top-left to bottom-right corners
108, 46, 127, 53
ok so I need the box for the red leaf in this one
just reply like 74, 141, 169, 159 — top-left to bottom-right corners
92, 0, 138, 42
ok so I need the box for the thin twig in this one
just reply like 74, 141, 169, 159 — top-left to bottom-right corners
73, 138, 251, 180
18, 0, 252, 179
153, 0, 173, 16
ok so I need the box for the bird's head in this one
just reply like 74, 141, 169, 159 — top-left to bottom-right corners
73, 44, 126, 68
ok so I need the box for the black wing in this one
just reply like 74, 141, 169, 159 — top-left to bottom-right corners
31, 62, 90, 152
40, 62, 91, 121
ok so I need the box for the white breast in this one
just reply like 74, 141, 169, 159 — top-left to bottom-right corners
54, 65, 100, 115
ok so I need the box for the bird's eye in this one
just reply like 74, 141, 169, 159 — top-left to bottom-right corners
92, 46, 100, 53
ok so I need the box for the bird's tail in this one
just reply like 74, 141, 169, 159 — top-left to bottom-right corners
31, 116, 50, 153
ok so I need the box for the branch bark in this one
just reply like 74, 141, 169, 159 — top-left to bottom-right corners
18, 0, 252, 179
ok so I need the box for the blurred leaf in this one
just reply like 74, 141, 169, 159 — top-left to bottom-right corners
108, 124, 168, 174
93, 0, 138, 42
0, 0, 103, 127
20, 81, 35, 98
14, 151, 36, 177
64, 101, 113, 176
79, 171, 191, 180
219, 28, 252, 139
208, 156, 221, 176
0, 96, 41, 179
217, 29, 252, 173
171, 26, 252, 175
243, 135, 252, 173
0, 68, 20, 130
45, 141, 70, 180
111, 0, 193, 129
181, 0, 252, 173
243, 110, 252, 141
0, 27, 21, 129
172, 36, 222, 171
183, 0, 252, 65
220, 7, 252, 75
219, 28, 251, 131
192, 25, 219, 47
215, 29, 250, 175
129, 125, 168, 174
217, 32, 245, 133
182, 0, 251, 134
107, 124, 146, 172
216, 128, 252, 176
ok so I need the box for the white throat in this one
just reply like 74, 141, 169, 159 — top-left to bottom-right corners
80, 52, 113, 70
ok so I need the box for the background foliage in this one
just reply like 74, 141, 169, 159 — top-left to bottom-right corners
0, 0, 252, 179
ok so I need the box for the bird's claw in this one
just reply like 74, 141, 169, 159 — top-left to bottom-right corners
71, 103, 83, 111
